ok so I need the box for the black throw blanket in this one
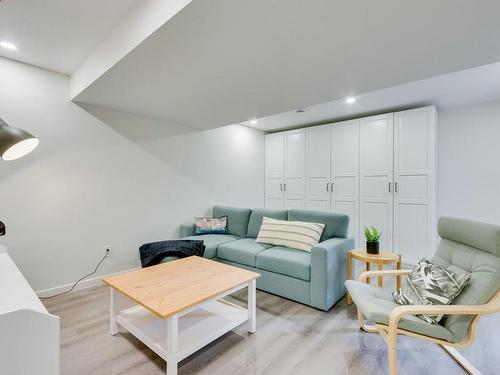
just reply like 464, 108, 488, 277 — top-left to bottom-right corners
139, 239, 205, 268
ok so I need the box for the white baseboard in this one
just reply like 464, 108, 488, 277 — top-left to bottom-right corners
36, 267, 139, 298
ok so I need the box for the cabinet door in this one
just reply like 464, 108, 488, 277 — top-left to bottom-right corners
265, 133, 284, 209
394, 107, 436, 263
284, 129, 306, 209
359, 114, 394, 251
331, 120, 359, 244
306, 125, 331, 211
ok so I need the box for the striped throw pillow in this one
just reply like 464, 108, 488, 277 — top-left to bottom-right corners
256, 217, 325, 252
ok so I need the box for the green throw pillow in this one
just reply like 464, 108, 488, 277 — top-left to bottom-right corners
393, 258, 471, 324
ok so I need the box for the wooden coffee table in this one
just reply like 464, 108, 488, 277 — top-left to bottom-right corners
346, 249, 401, 305
103, 256, 260, 375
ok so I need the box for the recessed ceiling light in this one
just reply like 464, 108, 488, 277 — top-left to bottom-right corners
250, 119, 258, 125
0, 41, 17, 50
345, 96, 356, 104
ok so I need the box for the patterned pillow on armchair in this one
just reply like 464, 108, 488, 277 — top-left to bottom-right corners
393, 258, 471, 324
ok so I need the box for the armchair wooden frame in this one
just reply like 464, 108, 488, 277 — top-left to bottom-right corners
355, 269, 500, 375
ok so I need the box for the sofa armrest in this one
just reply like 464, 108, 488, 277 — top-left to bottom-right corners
179, 223, 196, 238
310, 237, 354, 311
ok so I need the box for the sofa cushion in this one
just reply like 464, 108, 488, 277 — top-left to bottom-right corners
247, 208, 288, 238
213, 206, 252, 238
288, 210, 349, 241
256, 246, 311, 281
345, 280, 454, 342
217, 238, 274, 267
181, 234, 240, 258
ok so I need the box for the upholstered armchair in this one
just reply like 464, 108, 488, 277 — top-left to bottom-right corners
346, 217, 500, 375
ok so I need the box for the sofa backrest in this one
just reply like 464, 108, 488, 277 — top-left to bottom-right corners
212, 205, 252, 238
247, 208, 288, 238
432, 217, 500, 342
288, 210, 349, 241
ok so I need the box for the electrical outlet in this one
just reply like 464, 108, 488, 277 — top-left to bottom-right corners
103, 246, 112, 257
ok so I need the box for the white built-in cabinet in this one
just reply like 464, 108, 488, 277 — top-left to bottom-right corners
393, 108, 437, 263
331, 120, 360, 243
265, 129, 306, 209
265, 106, 437, 263
359, 113, 394, 251
265, 132, 285, 209
305, 120, 360, 242
305, 124, 331, 211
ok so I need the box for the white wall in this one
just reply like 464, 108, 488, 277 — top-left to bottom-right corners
0, 57, 265, 292
438, 100, 500, 374
438, 99, 500, 225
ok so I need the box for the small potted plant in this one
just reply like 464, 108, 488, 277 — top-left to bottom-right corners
364, 226, 380, 254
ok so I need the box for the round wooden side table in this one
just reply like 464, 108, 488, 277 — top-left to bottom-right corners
346, 249, 402, 305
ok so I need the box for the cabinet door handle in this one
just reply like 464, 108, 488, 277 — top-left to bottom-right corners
284, 183, 287, 191
389, 182, 392, 193
280, 183, 283, 191
395, 182, 398, 193
326, 182, 330, 192
330, 182, 334, 192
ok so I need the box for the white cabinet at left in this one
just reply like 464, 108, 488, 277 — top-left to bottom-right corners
265, 129, 306, 209
0, 247, 60, 375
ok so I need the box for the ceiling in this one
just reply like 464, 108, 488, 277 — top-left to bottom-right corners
0, 0, 141, 74
1, 0, 500, 131
244, 62, 500, 131
73, 0, 500, 130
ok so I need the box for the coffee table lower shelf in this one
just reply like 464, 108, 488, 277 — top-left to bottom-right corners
116, 299, 248, 363
105, 258, 259, 375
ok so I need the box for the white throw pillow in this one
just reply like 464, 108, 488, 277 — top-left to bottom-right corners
256, 217, 325, 252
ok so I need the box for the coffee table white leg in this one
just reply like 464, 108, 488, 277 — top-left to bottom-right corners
248, 279, 256, 333
109, 288, 118, 335
166, 315, 178, 375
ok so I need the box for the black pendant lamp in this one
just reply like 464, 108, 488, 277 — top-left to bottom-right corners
0, 118, 39, 160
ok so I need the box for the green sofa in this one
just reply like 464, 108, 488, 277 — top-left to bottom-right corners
176, 205, 353, 311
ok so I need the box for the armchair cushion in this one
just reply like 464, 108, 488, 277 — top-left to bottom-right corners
438, 216, 500, 257
346, 280, 454, 342
433, 217, 500, 342
432, 239, 500, 342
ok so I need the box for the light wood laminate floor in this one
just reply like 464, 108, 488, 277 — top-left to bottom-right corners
43, 285, 498, 375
